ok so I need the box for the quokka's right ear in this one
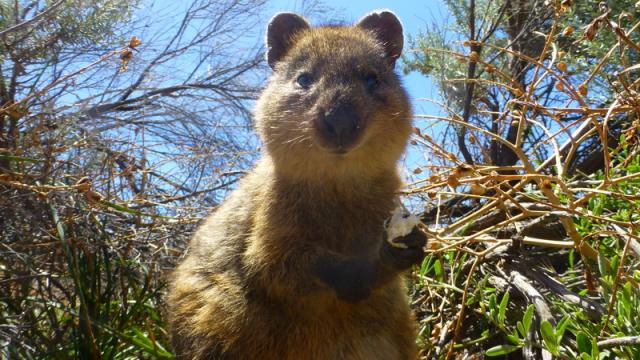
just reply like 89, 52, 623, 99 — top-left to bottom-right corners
266, 13, 310, 70
356, 10, 404, 68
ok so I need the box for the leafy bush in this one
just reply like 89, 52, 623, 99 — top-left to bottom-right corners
1, 0, 266, 358
406, 0, 640, 358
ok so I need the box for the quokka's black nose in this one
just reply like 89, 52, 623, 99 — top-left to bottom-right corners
317, 103, 361, 152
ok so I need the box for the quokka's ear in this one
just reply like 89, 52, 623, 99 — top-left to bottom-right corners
266, 13, 311, 70
356, 10, 404, 67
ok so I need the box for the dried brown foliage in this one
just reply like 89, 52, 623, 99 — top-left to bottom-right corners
406, 1, 640, 358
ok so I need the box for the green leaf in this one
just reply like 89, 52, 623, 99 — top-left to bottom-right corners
418, 324, 430, 338
434, 259, 443, 280
540, 321, 555, 342
522, 304, 534, 333
116, 327, 173, 358
498, 292, 509, 325
486, 344, 520, 356
597, 250, 610, 277
576, 331, 591, 354
517, 321, 526, 338
506, 333, 521, 345
488, 294, 497, 319
540, 320, 558, 354
569, 249, 575, 269
610, 255, 620, 277
420, 255, 433, 277
591, 339, 600, 359
579, 288, 589, 296
100, 200, 171, 219
555, 316, 569, 342
0, 154, 41, 162
466, 294, 478, 306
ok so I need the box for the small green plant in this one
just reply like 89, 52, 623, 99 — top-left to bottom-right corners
485, 304, 534, 356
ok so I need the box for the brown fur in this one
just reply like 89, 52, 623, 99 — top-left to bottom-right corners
168, 11, 418, 360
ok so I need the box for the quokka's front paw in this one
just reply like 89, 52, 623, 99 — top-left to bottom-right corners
381, 227, 427, 270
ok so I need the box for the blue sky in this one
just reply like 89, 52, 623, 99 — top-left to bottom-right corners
143, 0, 448, 124
145, 0, 449, 133
143, 0, 450, 203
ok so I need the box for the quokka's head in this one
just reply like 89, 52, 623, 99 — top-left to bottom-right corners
256, 10, 412, 179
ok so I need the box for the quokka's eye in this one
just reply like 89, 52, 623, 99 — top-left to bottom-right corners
365, 73, 379, 90
296, 73, 313, 88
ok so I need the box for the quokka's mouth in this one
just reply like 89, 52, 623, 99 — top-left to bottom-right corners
313, 103, 365, 154
313, 131, 365, 155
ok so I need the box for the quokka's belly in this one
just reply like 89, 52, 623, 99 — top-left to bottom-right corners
226, 285, 418, 360
171, 266, 417, 360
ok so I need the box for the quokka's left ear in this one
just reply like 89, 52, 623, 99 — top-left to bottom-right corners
266, 12, 311, 70
356, 10, 404, 67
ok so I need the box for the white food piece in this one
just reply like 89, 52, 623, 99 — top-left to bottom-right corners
385, 206, 421, 248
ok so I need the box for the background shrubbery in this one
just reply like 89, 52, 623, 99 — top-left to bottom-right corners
0, 0, 267, 357
1, 0, 639, 359
404, 0, 640, 358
